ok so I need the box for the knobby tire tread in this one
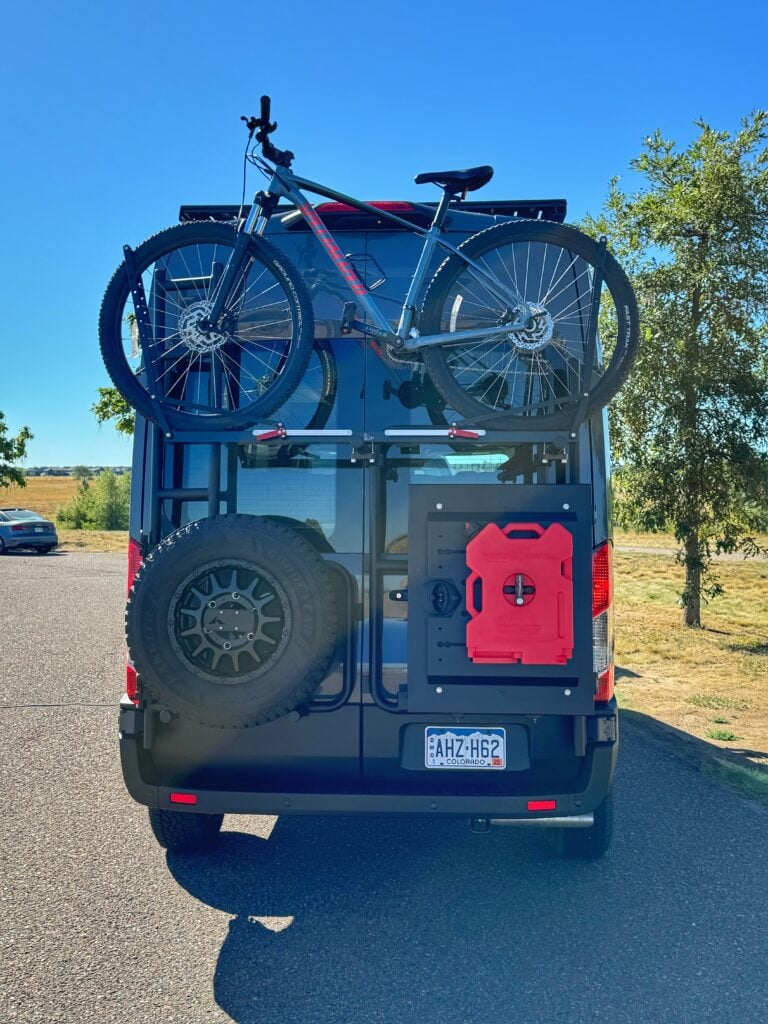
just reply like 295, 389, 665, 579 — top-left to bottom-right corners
99, 222, 314, 431
148, 808, 224, 851
420, 220, 639, 429
126, 515, 338, 728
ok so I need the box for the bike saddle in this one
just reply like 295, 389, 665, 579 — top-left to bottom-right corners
413, 165, 494, 193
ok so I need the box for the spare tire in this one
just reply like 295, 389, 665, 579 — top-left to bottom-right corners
126, 515, 338, 728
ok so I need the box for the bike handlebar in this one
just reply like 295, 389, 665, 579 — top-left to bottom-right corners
241, 94, 294, 168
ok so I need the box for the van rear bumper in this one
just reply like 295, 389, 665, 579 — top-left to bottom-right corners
119, 708, 617, 820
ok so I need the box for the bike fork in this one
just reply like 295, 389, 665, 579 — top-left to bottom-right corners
201, 191, 279, 328
199, 231, 253, 329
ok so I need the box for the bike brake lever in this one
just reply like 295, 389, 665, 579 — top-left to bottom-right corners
241, 115, 260, 137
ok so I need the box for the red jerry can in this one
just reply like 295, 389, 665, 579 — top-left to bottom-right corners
465, 522, 574, 665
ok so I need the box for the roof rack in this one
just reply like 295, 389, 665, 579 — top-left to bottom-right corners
178, 198, 567, 226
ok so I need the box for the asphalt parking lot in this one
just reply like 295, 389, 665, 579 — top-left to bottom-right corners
1, 551, 767, 1024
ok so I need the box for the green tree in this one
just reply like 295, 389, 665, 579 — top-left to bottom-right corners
0, 411, 33, 488
58, 470, 130, 530
586, 113, 768, 626
72, 465, 92, 483
92, 387, 134, 436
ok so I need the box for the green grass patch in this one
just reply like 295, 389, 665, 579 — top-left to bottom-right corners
706, 728, 739, 741
685, 694, 751, 711
703, 759, 768, 804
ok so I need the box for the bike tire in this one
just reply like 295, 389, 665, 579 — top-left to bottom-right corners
99, 221, 314, 431
305, 340, 338, 430
420, 220, 639, 430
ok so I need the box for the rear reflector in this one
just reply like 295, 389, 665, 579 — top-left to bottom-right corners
126, 661, 139, 704
169, 792, 198, 805
127, 537, 142, 594
316, 200, 415, 214
528, 800, 557, 811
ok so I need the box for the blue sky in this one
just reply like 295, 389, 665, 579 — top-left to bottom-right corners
1, 0, 766, 465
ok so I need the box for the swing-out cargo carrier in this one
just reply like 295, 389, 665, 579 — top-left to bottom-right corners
118, 195, 619, 859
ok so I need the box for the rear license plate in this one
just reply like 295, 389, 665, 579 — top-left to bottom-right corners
425, 727, 506, 769
34, 527, 44, 533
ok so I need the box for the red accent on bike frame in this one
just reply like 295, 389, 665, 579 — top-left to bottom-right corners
316, 201, 416, 214
465, 522, 574, 665
297, 200, 367, 296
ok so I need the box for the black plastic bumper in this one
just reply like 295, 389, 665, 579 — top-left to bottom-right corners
119, 705, 618, 820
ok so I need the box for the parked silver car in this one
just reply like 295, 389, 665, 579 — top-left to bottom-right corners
0, 509, 58, 554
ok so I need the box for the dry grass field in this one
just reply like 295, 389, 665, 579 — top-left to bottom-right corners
3, 476, 79, 521
4, 479, 767, 783
613, 539, 768, 775
2, 477, 128, 552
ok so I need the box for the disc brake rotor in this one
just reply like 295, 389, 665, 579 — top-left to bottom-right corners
508, 303, 554, 351
178, 300, 230, 354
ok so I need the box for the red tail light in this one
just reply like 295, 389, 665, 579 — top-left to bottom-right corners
592, 542, 612, 617
592, 542, 614, 702
170, 792, 198, 805
11, 524, 27, 532
316, 200, 415, 214
127, 537, 142, 595
595, 665, 615, 702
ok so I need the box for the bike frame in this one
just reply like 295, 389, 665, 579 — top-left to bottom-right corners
208, 163, 532, 352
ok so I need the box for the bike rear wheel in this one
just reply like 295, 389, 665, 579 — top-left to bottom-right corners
420, 220, 638, 429
99, 222, 314, 431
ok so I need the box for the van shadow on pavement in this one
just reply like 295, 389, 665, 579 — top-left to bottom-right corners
167, 729, 768, 1024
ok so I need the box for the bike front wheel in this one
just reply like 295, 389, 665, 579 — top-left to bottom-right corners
420, 220, 639, 430
99, 221, 314, 431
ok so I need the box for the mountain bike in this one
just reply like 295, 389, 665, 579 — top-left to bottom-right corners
99, 96, 638, 433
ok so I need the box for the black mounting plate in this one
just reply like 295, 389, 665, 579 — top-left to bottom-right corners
405, 484, 595, 715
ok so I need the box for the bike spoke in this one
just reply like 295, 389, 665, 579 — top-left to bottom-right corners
432, 232, 622, 418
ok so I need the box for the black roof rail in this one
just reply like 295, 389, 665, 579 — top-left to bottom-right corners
178, 198, 567, 227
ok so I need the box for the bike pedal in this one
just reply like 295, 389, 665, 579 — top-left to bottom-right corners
341, 302, 356, 335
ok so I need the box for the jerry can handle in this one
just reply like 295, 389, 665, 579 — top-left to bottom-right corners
501, 522, 545, 538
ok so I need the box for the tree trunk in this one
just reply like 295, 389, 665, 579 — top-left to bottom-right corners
682, 534, 702, 627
